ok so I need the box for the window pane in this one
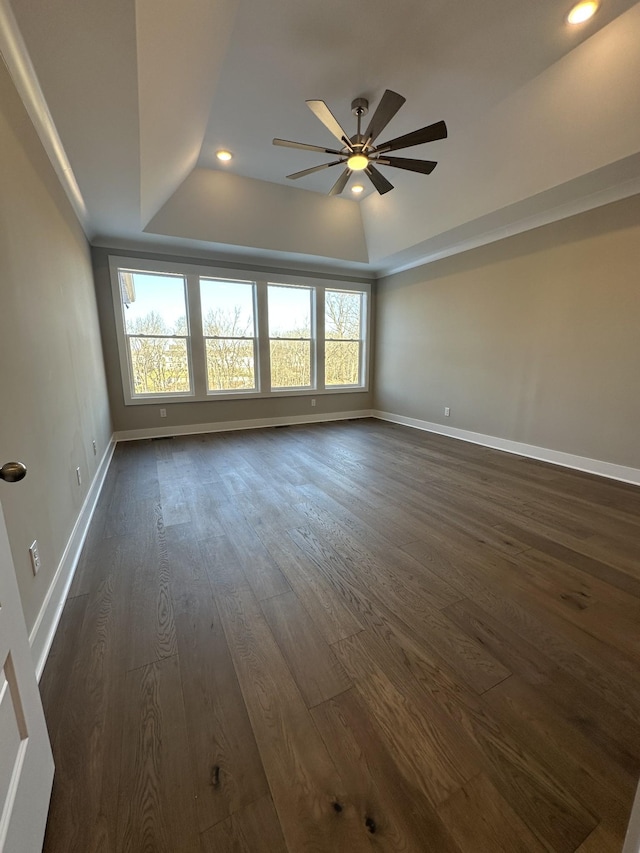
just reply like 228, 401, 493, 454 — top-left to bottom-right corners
128, 337, 190, 394
200, 279, 255, 337
325, 290, 361, 340
268, 285, 311, 337
325, 340, 360, 386
205, 339, 255, 391
270, 340, 311, 388
120, 271, 188, 335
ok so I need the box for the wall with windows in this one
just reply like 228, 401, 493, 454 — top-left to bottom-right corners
92, 247, 374, 434
0, 60, 111, 633
374, 194, 640, 470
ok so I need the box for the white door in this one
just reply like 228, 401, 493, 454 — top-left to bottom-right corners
0, 477, 54, 852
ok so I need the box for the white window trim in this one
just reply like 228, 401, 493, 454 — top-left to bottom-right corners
200, 276, 259, 395
324, 288, 367, 390
267, 282, 315, 392
108, 255, 371, 405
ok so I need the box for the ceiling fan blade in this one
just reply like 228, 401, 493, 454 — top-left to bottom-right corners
375, 120, 448, 154
365, 165, 394, 195
273, 138, 343, 156
286, 160, 344, 180
375, 156, 437, 174
328, 168, 352, 196
306, 100, 352, 146
363, 90, 406, 146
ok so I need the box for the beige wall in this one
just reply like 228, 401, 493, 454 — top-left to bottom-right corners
374, 195, 640, 470
0, 61, 111, 632
91, 247, 374, 433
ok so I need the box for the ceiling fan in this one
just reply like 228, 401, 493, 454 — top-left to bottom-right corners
273, 90, 447, 196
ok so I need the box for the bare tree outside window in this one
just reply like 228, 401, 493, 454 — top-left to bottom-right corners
325, 290, 362, 386
200, 279, 257, 392
203, 305, 256, 391
120, 270, 192, 395
268, 284, 313, 389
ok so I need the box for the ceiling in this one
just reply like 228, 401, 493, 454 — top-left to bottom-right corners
6, 0, 640, 275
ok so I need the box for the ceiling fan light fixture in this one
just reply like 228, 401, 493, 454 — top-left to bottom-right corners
351, 184, 364, 194
347, 153, 369, 171
567, 1, 598, 24
216, 150, 233, 162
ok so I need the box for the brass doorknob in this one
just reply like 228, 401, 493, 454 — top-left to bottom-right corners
0, 462, 27, 483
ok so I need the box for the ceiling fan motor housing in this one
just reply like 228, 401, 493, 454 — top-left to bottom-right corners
351, 97, 369, 117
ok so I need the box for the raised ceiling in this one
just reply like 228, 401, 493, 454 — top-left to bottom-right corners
6, 0, 640, 274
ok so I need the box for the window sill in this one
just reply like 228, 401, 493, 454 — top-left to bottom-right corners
123, 386, 369, 406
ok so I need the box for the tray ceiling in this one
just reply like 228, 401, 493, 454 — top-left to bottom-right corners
7, 0, 640, 274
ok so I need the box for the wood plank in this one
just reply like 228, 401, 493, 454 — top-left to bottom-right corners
493, 520, 640, 599
351, 613, 598, 852
403, 534, 640, 722
102, 452, 160, 538
298, 481, 417, 548
217, 504, 291, 600
38, 594, 87, 745
508, 546, 640, 661
444, 597, 640, 780
482, 675, 636, 839
44, 571, 127, 852
199, 796, 287, 853
159, 480, 191, 527
117, 655, 199, 852
334, 631, 479, 806
203, 536, 371, 852
295, 482, 466, 609
167, 527, 269, 832
290, 525, 510, 693
311, 688, 464, 853
438, 773, 548, 853
236, 485, 307, 533
67, 523, 131, 598
125, 506, 177, 671
260, 590, 351, 707
255, 523, 363, 644
180, 485, 227, 540
574, 822, 626, 853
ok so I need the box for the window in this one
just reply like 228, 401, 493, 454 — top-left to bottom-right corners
117, 269, 191, 397
109, 257, 370, 404
200, 278, 257, 392
325, 289, 364, 387
268, 284, 313, 389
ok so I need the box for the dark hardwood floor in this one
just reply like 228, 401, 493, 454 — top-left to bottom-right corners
39, 419, 640, 852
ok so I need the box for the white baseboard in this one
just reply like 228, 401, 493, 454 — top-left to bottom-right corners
113, 410, 373, 442
623, 779, 640, 853
29, 438, 116, 680
372, 410, 640, 487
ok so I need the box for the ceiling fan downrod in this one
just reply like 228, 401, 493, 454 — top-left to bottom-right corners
351, 97, 369, 146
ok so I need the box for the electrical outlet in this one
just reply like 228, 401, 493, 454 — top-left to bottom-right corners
444, 407, 450, 417
92, 439, 97, 456
76, 466, 82, 485
160, 408, 167, 418
29, 540, 41, 575
311, 399, 316, 407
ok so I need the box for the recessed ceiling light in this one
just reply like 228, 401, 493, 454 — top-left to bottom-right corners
216, 150, 233, 162
567, 1, 599, 24
351, 185, 364, 194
